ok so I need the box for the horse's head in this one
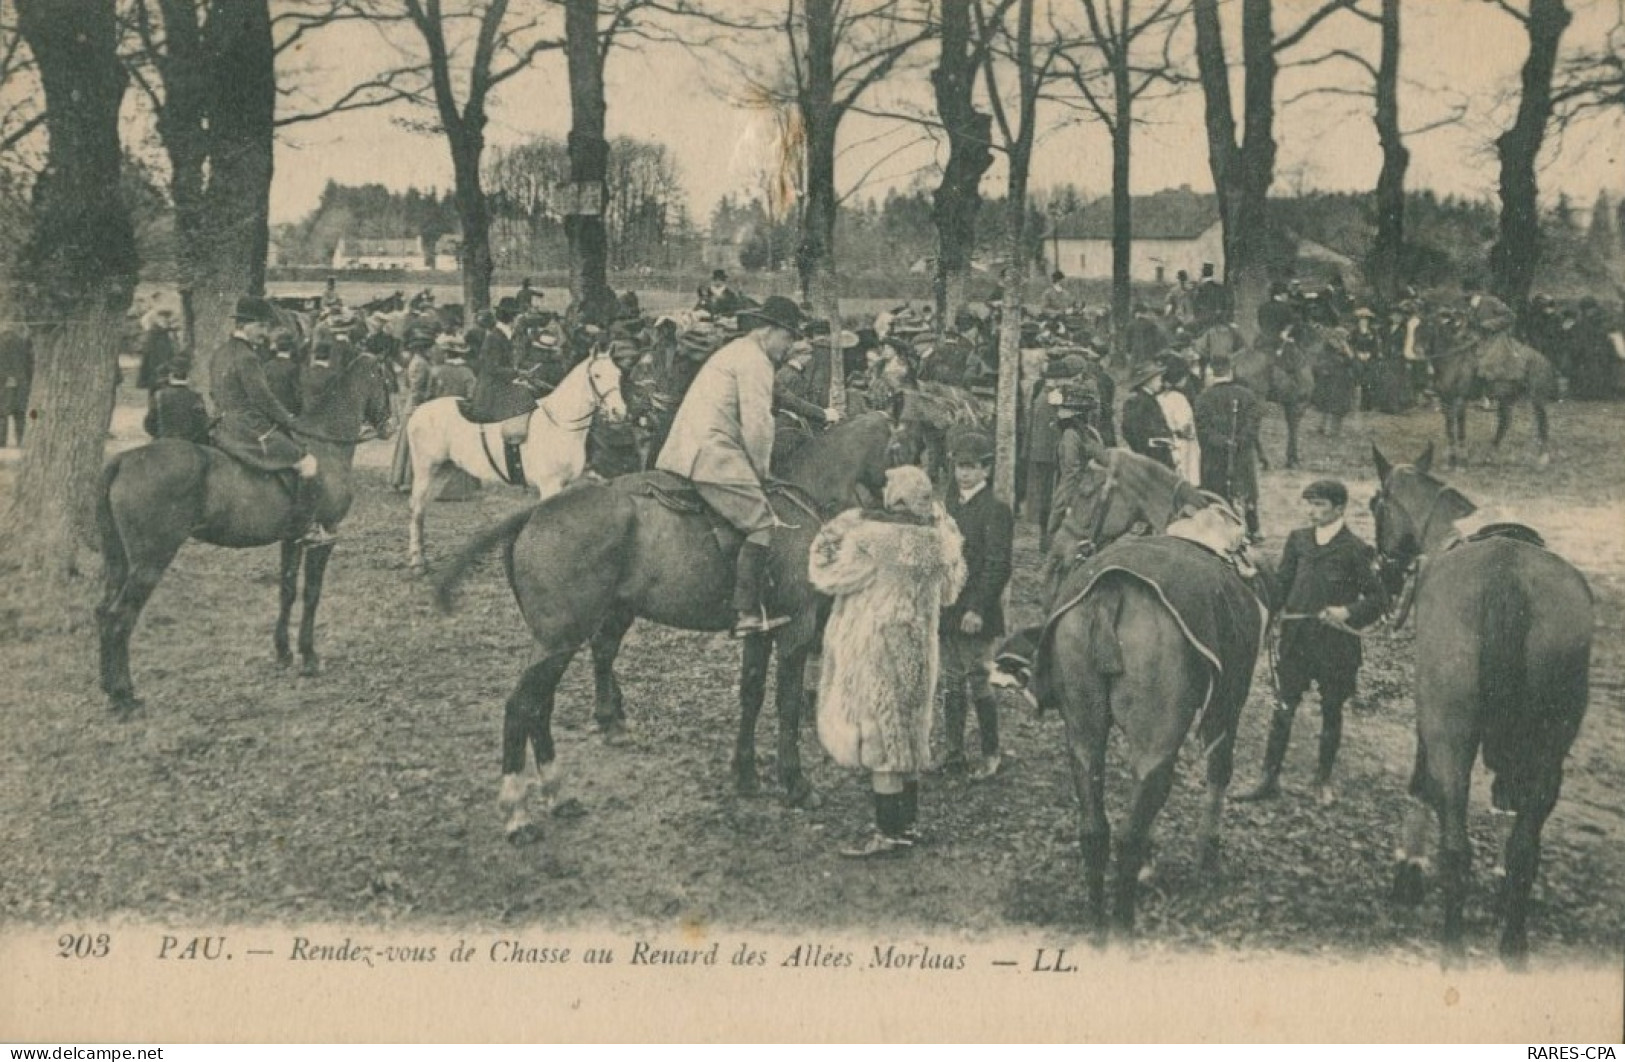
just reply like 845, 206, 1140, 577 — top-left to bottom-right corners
1369, 443, 1477, 592
1062, 444, 1199, 560
781, 410, 894, 511
585, 350, 627, 424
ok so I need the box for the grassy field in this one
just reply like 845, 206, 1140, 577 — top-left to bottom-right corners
0, 376, 1620, 966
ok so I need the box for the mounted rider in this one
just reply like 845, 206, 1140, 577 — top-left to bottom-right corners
209, 295, 336, 547
656, 294, 807, 637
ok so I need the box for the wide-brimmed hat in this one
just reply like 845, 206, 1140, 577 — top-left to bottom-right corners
738, 295, 806, 337
435, 333, 468, 353
233, 295, 276, 324
1129, 363, 1164, 390
1052, 381, 1098, 411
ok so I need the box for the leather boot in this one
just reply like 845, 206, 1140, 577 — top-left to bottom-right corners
842, 792, 912, 858
731, 540, 790, 637
900, 781, 920, 841
1315, 700, 1345, 801
1236, 705, 1295, 802
940, 690, 968, 773
291, 475, 337, 547
970, 695, 1002, 780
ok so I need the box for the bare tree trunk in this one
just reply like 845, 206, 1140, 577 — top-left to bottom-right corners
453, 140, 494, 313
1194, 0, 1240, 303
1369, 0, 1407, 303
1232, 0, 1276, 340
2, 0, 137, 579
1490, 0, 1571, 304
932, 0, 992, 329
566, 0, 617, 325
797, 0, 839, 308
1109, 72, 1132, 349
992, 0, 1036, 508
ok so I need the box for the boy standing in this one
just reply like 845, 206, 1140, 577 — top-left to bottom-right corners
941, 431, 1015, 780
1239, 479, 1386, 805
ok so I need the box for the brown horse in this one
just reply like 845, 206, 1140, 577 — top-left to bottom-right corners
96, 351, 393, 716
1371, 445, 1592, 964
433, 411, 897, 842
1236, 327, 1314, 469
1012, 447, 1269, 936
1426, 315, 1558, 469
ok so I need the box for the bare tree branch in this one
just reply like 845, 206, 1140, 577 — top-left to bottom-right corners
1274, 0, 1359, 52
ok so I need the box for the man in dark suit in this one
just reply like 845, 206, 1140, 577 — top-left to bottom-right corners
1194, 354, 1265, 541
1256, 281, 1299, 348
1239, 479, 1386, 805
0, 325, 33, 448
144, 358, 210, 444
263, 330, 303, 415
940, 430, 1014, 780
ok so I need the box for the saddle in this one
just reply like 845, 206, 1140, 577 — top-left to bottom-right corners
612, 471, 823, 553
455, 401, 535, 487
1462, 521, 1546, 549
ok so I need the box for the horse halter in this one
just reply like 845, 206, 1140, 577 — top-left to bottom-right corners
542, 354, 620, 432
1371, 471, 1453, 629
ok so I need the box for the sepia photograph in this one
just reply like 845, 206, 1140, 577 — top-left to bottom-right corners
0, 0, 1622, 1043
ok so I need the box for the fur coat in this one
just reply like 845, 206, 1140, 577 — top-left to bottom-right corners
809, 506, 966, 774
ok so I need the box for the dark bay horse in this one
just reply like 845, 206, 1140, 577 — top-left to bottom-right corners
433, 411, 897, 841
1372, 445, 1592, 963
1236, 329, 1314, 470
1426, 316, 1558, 469
1014, 447, 1269, 935
96, 352, 393, 716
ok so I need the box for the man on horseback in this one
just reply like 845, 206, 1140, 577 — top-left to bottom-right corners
209, 295, 336, 547
656, 294, 806, 637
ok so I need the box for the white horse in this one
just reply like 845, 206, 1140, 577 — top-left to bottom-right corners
406, 350, 627, 571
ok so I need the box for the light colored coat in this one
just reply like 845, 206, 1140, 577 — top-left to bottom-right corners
1155, 388, 1201, 485
810, 508, 966, 774
656, 332, 775, 485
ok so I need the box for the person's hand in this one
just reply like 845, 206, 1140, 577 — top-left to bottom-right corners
960, 611, 984, 636
823, 407, 842, 424
1321, 605, 1350, 625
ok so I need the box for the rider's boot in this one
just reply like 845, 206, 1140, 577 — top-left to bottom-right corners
1314, 699, 1344, 806
939, 689, 969, 774
292, 456, 338, 548
1236, 702, 1295, 802
731, 539, 791, 638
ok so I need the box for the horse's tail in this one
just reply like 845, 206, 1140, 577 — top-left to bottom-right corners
97, 454, 128, 581
433, 505, 537, 613
1478, 573, 1531, 803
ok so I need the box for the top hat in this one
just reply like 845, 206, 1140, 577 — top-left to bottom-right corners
738, 295, 806, 337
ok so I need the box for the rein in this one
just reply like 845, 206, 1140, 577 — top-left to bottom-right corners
537, 356, 618, 433
1373, 475, 1458, 631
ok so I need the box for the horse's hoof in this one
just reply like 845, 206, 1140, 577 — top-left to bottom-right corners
300, 656, 320, 678
109, 695, 144, 720
550, 797, 587, 820
782, 782, 821, 810
1198, 841, 1222, 878
506, 821, 546, 846
597, 721, 632, 747
408, 562, 427, 578
1391, 862, 1425, 907
735, 772, 762, 796
276, 652, 294, 669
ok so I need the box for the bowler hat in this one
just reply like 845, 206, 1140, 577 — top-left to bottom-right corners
233, 295, 276, 324
1302, 479, 1348, 507
949, 430, 994, 465
738, 295, 806, 337
1055, 382, 1098, 411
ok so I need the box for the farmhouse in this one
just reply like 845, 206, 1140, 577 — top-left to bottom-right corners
331, 236, 429, 272
1046, 187, 1223, 283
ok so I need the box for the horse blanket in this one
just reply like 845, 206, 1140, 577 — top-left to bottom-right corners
1034, 536, 1267, 740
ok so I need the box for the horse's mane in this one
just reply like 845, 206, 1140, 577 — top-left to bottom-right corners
1104, 447, 1207, 531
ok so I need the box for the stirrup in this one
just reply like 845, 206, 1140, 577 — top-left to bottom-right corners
298, 524, 339, 548
731, 609, 792, 638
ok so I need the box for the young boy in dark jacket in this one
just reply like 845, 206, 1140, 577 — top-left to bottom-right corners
941, 430, 1015, 780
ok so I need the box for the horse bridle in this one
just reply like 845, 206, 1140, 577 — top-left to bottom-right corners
1371, 472, 1454, 629
541, 354, 619, 432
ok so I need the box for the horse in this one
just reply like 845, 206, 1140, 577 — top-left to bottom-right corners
432, 411, 898, 842
1426, 315, 1557, 469
892, 381, 987, 486
1010, 445, 1269, 935
1236, 326, 1315, 469
404, 350, 626, 572
1371, 444, 1592, 964
95, 349, 394, 716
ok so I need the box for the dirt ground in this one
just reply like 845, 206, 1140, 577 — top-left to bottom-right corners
0, 378, 1620, 966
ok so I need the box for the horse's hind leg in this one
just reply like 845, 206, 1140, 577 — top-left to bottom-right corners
100, 534, 188, 717
499, 651, 575, 843
1532, 400, 1550, 464
1435, 771, 1474, 964
1498, 773, 1560, 966
588, 607, 634, 741
274, 540, 301, 667
734, 633, 770, 795
406, 450, 436, 573
1492, 397, 1513, 450
1198, 732, 1236, 876
296, 543, 335, 677
1283, 403, 1303, 469
771, 621, 817, 808
1114, 760, 1177, 934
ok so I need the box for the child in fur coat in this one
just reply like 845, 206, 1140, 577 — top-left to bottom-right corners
809, 464, 966, 858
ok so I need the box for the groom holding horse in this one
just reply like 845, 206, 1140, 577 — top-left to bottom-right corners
657, 294, 807, 637
209, 295, 335, 547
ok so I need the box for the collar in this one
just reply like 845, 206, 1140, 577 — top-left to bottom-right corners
275, 352, 292, 360
957, 482, 987, 504
1314, 518, 1345, 546
497, 322, 513, 338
